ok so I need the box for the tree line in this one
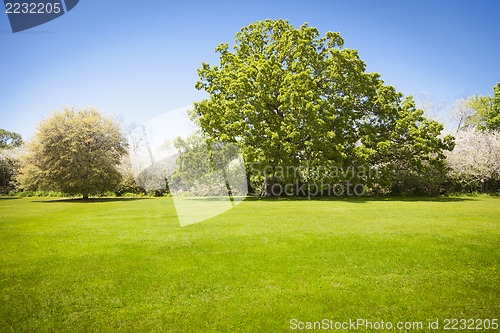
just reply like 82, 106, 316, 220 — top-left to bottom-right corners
1, 19, 499, 198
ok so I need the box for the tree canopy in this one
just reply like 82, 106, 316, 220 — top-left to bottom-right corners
0, 130, 23, 193
18, 107, 128, 199
194, 19, 453, 195
488, 82, 500, 130
0, 153, 19, 194
454, 82, 500, 131
0, 129, 22, 150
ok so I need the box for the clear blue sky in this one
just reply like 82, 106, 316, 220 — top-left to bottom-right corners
1, 0, 499, 139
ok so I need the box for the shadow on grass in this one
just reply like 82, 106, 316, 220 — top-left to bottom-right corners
34, 197, 153, 203
31, 195, 480, 204
243, 195, 474, 203
0, 196, 21, 200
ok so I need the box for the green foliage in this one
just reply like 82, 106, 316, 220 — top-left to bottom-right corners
0, 155, 19, 194
465, 95, 494, 129
0, 129, 22, 149
194, 19, 453, 195
490, 82, 500, 130
172, 132, 212, 189
0, 130, 23, 193
460, 82, 500, 131
17, 107, 128, 199
445, 174, 482, 194
135, 163, 171, 194
373, 101, 454, 194
171, 131, 245, 196
148, 189, 166, 197
124, 192, 143, 197
114, 174, 146, 196
9, 190, 72, 197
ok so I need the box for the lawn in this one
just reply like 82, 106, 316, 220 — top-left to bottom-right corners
0, 196, 499, 332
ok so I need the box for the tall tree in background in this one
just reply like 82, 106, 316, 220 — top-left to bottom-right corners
194, 19, 453, 195
18, 107, 128, 199
0, 129, 23, 193
490, 82, 500, 130
0, 129, 23, 149
453, 82, 500, 132
0, 155, 18, 193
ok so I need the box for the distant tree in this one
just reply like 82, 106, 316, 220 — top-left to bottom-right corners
416, 92, 446, 122
114, 155, 146, 196
451, 98, 475, 132
446, 128, 500, 192
453, 82, 500, 132
170, 131, 244, 196
465, 95, 494, 130
172, 132, 212, 190
0, 130, 23, 193
194, 19, 453, 195
18, 107, 128, 199
490, 82, 500, 130
0, 153, 19, 193
0, 129, 22, 149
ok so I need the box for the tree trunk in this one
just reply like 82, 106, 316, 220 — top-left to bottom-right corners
83, 193, 89, 200
481, 180, 488, 193
262, 175, 277, 197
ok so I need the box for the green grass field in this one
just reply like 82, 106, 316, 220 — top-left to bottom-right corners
0, 196, 499, 332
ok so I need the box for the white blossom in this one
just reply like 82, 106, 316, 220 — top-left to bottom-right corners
446, 128, 500, 189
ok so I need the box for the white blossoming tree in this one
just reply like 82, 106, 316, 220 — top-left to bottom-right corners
446, 128, 500, 192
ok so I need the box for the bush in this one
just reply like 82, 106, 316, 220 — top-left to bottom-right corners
148, 189, 166, 197
123, 192, 147, 197
114, 176, 145, 196
444, 174, 500, 194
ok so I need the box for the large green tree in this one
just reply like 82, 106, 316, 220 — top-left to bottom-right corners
194, 19, 453, 195
18, 107, 128, 199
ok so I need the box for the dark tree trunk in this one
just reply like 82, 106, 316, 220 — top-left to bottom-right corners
262, 175, 277, 197
83, 193, 89, 200
481, 180, 488, 193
